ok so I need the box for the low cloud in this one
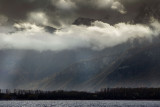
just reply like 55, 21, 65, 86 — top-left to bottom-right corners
0, 20, 159, 51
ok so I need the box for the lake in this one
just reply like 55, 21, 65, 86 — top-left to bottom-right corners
0, 100, 160, 107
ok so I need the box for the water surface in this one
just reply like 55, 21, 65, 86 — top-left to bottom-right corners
0, 100, 160, 107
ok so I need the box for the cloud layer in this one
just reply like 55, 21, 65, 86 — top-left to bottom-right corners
0, 20, 159, 51
0, 0, 160, 51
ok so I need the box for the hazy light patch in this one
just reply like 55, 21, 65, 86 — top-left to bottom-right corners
97, 0, 113, 8
28, 12, 49, 26
1, 53, 25, 73
96, 0, 126, 14
54, 0, 76, 10
111, 1, 127, 14
0, 15, 8, 25
0, 26, 15, 33
0, 51, 26, 88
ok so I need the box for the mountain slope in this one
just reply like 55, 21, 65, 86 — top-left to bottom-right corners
85, 43, 160, 90
35, 42, 140, 90
35, 40, 160, 91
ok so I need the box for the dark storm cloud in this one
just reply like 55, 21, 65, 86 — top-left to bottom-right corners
0, 0, 126, 27
0, 0, 50, 19
120, 0, 160, 23
0, 0, 160, 27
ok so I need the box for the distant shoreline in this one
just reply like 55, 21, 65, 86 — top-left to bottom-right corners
1, 99, 160, 101
0, 88, 160, 100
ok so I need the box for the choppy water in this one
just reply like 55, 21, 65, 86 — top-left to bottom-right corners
0, 100, 160, 107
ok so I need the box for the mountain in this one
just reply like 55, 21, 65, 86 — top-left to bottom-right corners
32, 40, 150, 91
44, 26, 56, 33
30, 44, 128, 90
83, 42, 160, 91
32, 38, 160, 91
73, 17, 96, 26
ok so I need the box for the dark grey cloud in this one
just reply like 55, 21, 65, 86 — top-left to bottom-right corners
0, 0, 160, 27
0, 0, 48, 19
120, 0, 160, 23
0, 0, 124, 27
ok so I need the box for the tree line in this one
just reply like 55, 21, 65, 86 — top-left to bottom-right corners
0, 88, 160, 100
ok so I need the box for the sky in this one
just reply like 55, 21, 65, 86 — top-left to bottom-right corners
0, 0, 160, 51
